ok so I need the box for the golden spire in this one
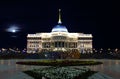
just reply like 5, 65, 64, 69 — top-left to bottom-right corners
58, 9, 62, 24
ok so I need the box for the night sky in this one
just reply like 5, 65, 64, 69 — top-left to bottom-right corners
0, 0, 117, 49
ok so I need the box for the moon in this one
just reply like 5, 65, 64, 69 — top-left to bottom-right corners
5, 25, 20, 33
12, 29, 16, 33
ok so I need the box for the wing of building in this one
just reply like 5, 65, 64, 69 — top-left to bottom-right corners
27, 9, 93, 53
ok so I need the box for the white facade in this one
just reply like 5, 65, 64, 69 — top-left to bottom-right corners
27, 9, 93, 53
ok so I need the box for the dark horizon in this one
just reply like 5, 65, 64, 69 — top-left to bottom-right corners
0, 0, 117, 49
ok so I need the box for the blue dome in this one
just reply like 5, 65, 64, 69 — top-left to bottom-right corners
52, 25, 68, 32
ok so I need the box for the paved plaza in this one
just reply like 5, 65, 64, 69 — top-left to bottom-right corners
0, 59, 120, 79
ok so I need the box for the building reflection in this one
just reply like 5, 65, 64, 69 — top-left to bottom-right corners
8, 60, 11, 66
115, 60, 119, 65
0, 60, 4, 65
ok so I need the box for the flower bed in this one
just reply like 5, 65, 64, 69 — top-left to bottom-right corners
16, 60, 102, 66
24, 66, 97, 79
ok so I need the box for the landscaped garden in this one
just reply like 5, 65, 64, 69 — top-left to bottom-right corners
16, 59, 103, 79
24, 66, 97, 79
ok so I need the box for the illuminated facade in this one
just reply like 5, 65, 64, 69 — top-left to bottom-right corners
27, 9, 92, 53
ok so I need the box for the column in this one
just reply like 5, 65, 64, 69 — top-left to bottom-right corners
76, 42, 77, 48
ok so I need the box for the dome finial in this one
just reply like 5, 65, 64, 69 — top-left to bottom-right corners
58, 9, 62, 24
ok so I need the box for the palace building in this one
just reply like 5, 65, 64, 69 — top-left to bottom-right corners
27, 9, 93, 53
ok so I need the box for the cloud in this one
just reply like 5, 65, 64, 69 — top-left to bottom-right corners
5, 25, 20, 33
